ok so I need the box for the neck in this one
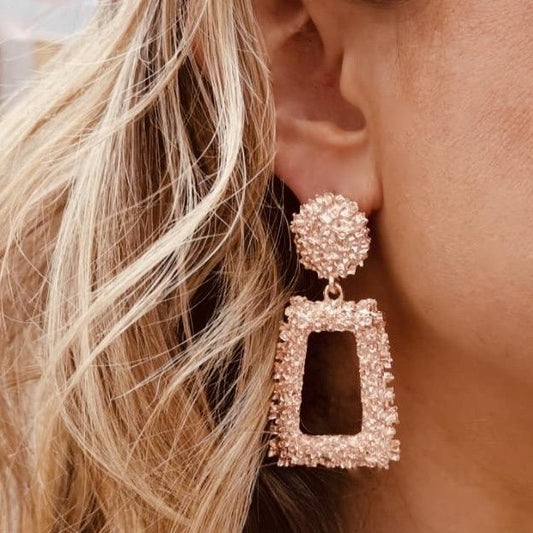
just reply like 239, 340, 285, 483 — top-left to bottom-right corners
339, 308, 533, 533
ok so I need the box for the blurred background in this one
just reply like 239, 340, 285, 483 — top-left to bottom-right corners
0, 0, 96, 102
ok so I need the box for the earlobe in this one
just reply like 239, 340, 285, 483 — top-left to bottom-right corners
275, 112, 381, 213
255, 0, 382, 213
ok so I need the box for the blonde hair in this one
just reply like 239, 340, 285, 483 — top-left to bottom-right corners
0, 1, 346, 531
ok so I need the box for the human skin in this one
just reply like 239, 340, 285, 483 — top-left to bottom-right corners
255, 0, 533, 531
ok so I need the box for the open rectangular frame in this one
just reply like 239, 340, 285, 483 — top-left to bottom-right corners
268, 296, 400, 469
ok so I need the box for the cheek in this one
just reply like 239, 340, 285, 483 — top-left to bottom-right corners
373, 2, 533, 372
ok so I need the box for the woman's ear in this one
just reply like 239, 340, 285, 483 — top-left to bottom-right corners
254, 0, 381, 213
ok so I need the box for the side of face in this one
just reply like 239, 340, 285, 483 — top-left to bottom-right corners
255, 0, 533, 380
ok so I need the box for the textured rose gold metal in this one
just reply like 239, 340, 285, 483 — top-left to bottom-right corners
267, 193, 400, 469
290, 193, 370, 280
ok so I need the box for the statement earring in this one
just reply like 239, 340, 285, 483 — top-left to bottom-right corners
267, 193, 400, 469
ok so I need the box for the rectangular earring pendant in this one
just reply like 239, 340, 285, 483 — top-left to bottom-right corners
267, 295, 400, 469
